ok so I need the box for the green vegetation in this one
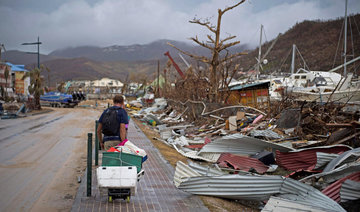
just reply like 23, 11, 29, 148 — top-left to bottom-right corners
22, 65, 49, 109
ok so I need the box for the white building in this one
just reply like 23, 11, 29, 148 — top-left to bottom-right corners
91, 78, 123, 94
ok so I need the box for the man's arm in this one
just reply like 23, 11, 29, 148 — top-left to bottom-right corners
97, 123, 104, 150
120, 123, 126, 141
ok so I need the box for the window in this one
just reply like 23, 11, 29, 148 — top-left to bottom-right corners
301, 76, 306, 79
294, 76, 300, 79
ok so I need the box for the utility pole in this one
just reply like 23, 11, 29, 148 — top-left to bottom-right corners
163, 68, 167, 96
0, 44, 6, 62
157, 60, 160, 97
343, 0, 348, 76
22, 36, 42, 69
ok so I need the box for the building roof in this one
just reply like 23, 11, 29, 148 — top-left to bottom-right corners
5, 62, 28, 72
230, 81, 269, 91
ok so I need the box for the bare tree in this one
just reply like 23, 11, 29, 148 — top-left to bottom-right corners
22, 65, 47, 109
168, 0, 247, 102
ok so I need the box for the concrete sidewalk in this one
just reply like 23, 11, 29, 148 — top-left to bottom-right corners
71, 120, 209, 212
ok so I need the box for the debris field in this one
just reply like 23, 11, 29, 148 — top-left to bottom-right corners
128, 96, 360, 212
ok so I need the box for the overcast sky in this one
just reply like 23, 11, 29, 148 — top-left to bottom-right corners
1, 0, 359, 54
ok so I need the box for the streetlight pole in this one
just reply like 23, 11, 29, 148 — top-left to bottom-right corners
22, 36, 42, 69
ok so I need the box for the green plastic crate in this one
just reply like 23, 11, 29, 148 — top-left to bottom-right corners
102, 152, 143, 173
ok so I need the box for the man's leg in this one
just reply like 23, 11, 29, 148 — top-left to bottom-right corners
104, 140, 120, 150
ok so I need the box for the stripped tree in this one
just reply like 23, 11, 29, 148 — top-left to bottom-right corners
22, 65, 47, 110
168, 0, 247, 102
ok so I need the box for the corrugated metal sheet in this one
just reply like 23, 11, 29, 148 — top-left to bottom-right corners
172, 144, 220, 162
340, 179, 360, 202
262, 196, 328, 212
174, 163, 344, 211
178, 174, 284, 201
160, 130, 172, 139
323, 148, 360, 173
322, 172, 360, 203
158, 124, 193, 139
300, 162, 360, 184
199, 134, 293, 156
278, 178, 343, 211
173, 161, 201, 187
217, 153, 269, 174
276, 145, 351, 171
314, 152, 339, 169
250, 129, 283, 139
188, 161, 225, 176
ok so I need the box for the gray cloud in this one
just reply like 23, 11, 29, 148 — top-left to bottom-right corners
0, 0, 359, 54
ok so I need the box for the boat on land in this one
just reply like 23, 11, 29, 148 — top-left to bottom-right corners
40, 92, 78, 108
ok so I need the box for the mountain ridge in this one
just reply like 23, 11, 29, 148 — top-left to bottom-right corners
3, 14, 360, 86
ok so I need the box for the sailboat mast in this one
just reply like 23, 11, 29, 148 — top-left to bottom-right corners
344, 0, 348, 76
291, 44, 296, 75
257, 24, 263, 79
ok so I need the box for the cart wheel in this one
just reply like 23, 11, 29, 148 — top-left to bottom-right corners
126, 196, 130, 203
108, 196, 113, 202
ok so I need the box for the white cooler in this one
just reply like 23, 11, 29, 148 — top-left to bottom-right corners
96, 166, 138, 201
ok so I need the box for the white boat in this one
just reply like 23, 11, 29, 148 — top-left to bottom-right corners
278, 0, 360, 104
284, 68, 360, 103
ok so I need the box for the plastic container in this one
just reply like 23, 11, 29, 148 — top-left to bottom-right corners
102, 152, 143, 173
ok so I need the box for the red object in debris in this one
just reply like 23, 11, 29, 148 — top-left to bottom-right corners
275, 146, 351, 171
164, 51, 185, 79
286, 169, 320, 179
185, 144, 206, 149
145, 98, 154, 104
185, 138, 211, 150
107, 147, 120, 152
204, 137, 211, 144
217, 153, 269, 174
322, 172, 360, 203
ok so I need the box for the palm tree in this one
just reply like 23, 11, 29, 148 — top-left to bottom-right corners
3, 66, 9, 99
22, 65, 47, 109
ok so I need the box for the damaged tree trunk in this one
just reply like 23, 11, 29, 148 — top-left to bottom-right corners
168, 0, 247, 103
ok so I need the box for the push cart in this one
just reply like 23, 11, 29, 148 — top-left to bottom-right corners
97, 151, 145, 202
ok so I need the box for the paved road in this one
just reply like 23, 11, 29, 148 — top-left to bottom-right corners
0, 108, 100, 211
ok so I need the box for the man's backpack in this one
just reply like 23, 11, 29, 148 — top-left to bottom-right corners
101, 108, 120, 136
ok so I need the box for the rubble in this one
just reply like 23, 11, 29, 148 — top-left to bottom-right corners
129, 97, 360, 211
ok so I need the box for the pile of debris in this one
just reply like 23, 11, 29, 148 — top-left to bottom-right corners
0, 102, 28, 119
129, 98, 360, 211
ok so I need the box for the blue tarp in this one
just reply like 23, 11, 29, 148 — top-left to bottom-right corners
5, 62, 28, 72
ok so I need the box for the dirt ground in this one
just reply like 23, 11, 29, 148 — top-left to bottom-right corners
0, 106, 101, 212
132, 118, 260, 212
31, 108, 97, 212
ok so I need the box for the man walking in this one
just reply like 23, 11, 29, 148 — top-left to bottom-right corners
97, 95, 128, 150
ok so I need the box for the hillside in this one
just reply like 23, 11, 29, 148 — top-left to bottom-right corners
5, 39, 245, 86
49, 39, 247, 62
3, 50, 59, 65
238, 14, 360, 75
28, 57, 167, 86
